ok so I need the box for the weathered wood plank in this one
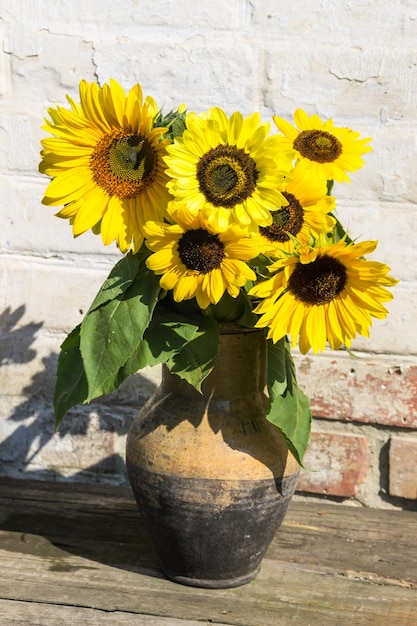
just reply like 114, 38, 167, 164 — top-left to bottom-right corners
0, 544, 416, 626
277, 504, 417, 586
0, 478, 416, 626
0, 598, 221, 626
0, 478, 415, 585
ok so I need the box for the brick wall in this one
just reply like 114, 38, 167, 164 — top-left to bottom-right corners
1, 0, 416, 509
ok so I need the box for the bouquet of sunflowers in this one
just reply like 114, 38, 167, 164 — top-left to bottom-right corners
39, 79, 397, 464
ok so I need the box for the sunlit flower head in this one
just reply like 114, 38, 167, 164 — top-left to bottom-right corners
273, 109, 372, 183
39, 79, 172, 253
163, 107, 293, 233
249, 237, 397, 354
257, 163, 336, 256
144, 202, 259, 309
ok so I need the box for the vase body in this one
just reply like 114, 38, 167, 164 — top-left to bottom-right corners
126, 326, 300, 588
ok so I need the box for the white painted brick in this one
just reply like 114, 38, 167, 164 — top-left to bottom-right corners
0, 175, 121, 257
94, 41, 257, 114
0, 326, 57, 399
0, 115, 38, 171
264, 44, 417, 123
0, 256, 116, 331
250, 1, 417, 45
3, 4, 42, 59
0, 319, 160, 401
6, 0, 242, 42
0, 395, 131, 483
1, 0, 417, 505
349, 284, 417, 356
39, 33, 96, 91
333, 200, 417, 284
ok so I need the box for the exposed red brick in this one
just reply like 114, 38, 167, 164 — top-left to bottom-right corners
296, 431, 370, 497
296, 355, 417, 429
389, 437, 417, 500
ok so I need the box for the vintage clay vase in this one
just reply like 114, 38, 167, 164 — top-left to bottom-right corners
126, 325, 300, 588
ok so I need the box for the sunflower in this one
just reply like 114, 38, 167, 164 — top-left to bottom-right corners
249, 237, 397, 354
163, 107, 293, 233
257, 163, 336, 256
39, 79, 172, 253
144, 202, 258, 309
273, 109, 372, 183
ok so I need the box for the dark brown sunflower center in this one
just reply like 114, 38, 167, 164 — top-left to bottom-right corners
288, 254, 347, 305
196, 144, 258, 207
259, 192, 304, 243
90, 131, 157, 199
108, 134, 156, 181
178, 228, 225, 273
293, 129, 342, 163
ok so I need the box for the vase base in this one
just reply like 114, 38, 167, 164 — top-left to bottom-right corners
162, 566, 261, 589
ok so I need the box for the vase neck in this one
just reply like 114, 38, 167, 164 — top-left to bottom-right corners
162, 329, 267, 401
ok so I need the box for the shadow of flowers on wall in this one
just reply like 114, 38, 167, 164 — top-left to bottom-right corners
0, 305, 157, 484
0, 305, 43, 366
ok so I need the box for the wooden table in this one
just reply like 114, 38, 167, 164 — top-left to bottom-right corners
0, 478, 416, 626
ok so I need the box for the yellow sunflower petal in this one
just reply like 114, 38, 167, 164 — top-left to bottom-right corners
274, 109, 372, 183
252, 236, 397, 353
165, 106, 292, 230
40, 78, 170, 251
174, 274, 201, 302
100, 196, 125, 248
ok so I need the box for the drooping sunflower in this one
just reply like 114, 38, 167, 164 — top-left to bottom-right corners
163, 107, 293, 233
249, 237, 397, 354
39, 79, 172, 253
273, 109, 372, 183
257, 163, 336, 256
144, 202, 259, 309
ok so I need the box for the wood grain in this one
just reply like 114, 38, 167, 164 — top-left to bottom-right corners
0, 478, 416, 626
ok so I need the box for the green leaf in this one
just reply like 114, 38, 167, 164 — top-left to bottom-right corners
116, 305, 200, 382
54, 325, 88, 428
326, 179, 334, 195
266, 338, 312, 465
171, 116, 187, 139
331, 215, 354, 245
87, 249, 148, 313
155, 107, 187, 141
210, 290, 257, 327
167, 316, 219, 391
248, 253, 274, 280
266, 336, 290, 397
80, 262, 161, 401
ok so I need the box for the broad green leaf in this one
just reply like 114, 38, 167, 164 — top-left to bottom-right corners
167, 316, 219, 391
266, 338, 312, 465
87, 249, 148, 313
266, 385, 311, 466
116, 306, 200, 382
80, 264, 161, 401
54, 325, 88, 427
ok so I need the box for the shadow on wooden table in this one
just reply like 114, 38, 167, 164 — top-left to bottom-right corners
0, 478, 165, 579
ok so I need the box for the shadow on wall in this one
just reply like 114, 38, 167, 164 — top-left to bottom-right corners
0, 305, 42, 366
0, 306, 157, 484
